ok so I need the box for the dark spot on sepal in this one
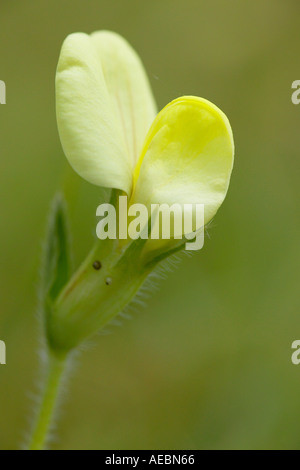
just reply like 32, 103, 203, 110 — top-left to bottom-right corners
93, 261, 102, 270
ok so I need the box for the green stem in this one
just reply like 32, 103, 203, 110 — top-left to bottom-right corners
28, 351, 67, 450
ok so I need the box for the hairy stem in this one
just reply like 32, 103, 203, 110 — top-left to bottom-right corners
28, 351, 68, 450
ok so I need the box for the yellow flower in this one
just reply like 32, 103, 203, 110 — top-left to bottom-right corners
56, 31, 234, 243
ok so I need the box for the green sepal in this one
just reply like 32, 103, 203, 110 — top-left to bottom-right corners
41, 194, 72, 305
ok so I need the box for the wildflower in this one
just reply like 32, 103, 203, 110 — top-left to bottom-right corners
56, 31, 234, 251
46, 30, 235, 352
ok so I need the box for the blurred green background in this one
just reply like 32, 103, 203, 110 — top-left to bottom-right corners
1, 0, 300, 450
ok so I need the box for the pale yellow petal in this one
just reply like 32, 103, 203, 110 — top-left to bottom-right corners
131, 96, 234, 244
91, 31, 157, 166
56, 31, 156, 194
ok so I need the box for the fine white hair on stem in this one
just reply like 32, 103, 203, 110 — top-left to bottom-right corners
23, 343, 80, 450
101, 249, 193, 335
